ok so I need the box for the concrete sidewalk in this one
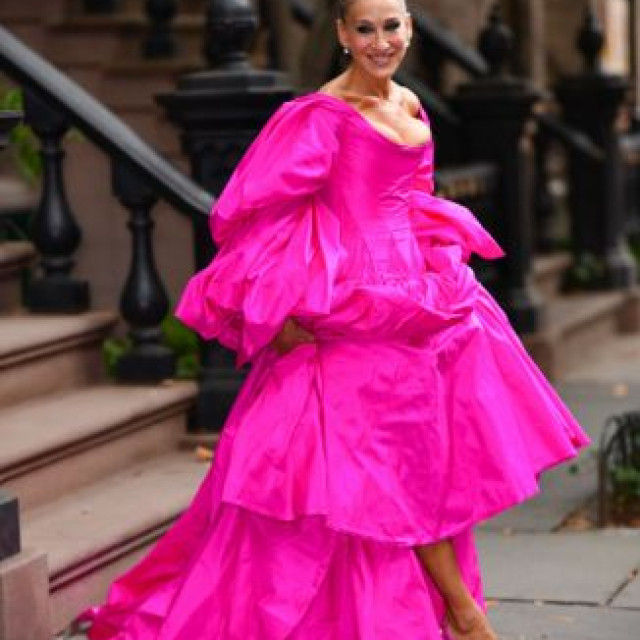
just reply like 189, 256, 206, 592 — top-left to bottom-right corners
480, 334, 640, 639
481, 528, 640, 639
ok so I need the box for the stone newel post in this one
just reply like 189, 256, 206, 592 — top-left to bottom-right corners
157, 0, 294, 432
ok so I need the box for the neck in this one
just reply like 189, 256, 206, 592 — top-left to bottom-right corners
344, 66, 394, 100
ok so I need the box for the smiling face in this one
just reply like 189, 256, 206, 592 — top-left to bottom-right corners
337, 0, 412, 81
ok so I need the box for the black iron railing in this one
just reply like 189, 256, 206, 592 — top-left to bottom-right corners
0, 25, 212, 382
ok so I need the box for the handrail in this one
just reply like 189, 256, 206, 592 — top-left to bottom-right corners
410, 8, 488, 78
0, 26, 212, 218
534, 112, 604, 162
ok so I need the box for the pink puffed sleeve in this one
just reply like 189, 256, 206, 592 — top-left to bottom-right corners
175, 99, 342, 367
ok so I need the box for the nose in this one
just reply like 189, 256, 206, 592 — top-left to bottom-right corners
373, 30, 391, 50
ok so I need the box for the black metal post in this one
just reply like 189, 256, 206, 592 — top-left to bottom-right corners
157, 0, 294, 432
143, 0, 178, 59
112, 159, 175, 382
452, 4, 544, 333
23, 88, 90, 313
555, 6, 637, 289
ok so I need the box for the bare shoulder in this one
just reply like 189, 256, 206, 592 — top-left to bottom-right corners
397, 85, 422, 117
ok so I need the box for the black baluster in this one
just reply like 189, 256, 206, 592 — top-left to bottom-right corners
577, 3, 604, 74
158, 0, 293, 431
453, 3, 544, 333
480, 4, 514, 78
83, 0, 121, 13
23, 89, 90, 313
143, 0, 178, 59
555, 5, 637, 288
112, 159, 175, 382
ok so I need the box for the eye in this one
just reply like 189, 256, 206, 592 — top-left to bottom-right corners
355, 24, 375, 35
384, 20, 401, 31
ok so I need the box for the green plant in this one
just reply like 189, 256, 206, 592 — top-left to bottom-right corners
611, 465, 640, 498
0, 86, 42, 184
561, 252, 607, 292
102, 314, 201, 380
162, 315, 201, 379
610, 464, 640, 524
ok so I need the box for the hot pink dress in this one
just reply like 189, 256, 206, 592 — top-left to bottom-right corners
78, 92, 589, 639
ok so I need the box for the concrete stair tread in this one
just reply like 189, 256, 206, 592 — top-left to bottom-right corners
21, 449, 208, 577
0, 310, 117, 363
532, 252, 573, 300
0, 382, 197, 472
544, 290, 629, 334
0, 241, 35, 272
533, 251, 572, 279
522, 287, 640, 379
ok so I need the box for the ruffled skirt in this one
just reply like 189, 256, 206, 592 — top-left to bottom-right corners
79, 266, 587, 639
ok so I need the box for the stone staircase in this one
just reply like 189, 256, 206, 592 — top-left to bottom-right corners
0, 240, 207, 637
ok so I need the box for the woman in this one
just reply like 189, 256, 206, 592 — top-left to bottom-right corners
76, 0, 589, 638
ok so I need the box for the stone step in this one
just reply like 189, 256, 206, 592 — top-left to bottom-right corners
523, 288, 640, 380
0, 311, 117, 406
21, 448, 208, 634
48, 12, 206, 68
102, 58, 200, 111
0, 242, 35, 313
0, 381, 197, 511
532, 251, 572, 300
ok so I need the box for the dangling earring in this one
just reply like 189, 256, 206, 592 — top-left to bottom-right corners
344, 47, 350, 55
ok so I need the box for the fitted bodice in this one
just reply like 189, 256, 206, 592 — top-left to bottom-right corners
312, 93, 434, 280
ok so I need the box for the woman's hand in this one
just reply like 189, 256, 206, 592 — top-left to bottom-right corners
271, 318, 315, 355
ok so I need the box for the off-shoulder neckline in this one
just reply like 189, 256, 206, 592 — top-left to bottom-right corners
304, 91, 431, 152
